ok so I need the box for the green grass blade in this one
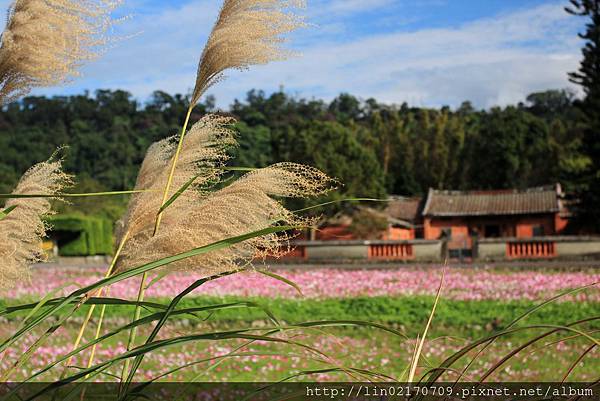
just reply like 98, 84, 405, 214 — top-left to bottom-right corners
25, 319, 405, 399
9, 303, 271, 392
19, 283, 77, 326
133, 350, 299, 397
506, 282, 598, 328
289, 320, 407, 339
29, 332, 326, 400
292, 197, 387, 213
256, 270, 304, 297
0, 190, 151, 199
454, 282, 598, 382
0, 205, 17, 220
419, 316, 600, 387
562, 343, 596, 382
243, 368, 396, 401
0, 297, 170, 317
122, 270, 249, 393
477, 324, 600, 383
408, 269, 444, 382
157, 174, 199, 214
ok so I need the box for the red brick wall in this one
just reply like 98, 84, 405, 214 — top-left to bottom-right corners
383, 227, 415, 240
514, 216, 555, 238
554, 214, 569, 234
424, 217, 469, 239
316, 225, 354, 240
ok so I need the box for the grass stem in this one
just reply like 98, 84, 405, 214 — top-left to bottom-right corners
120, 105, 194, 387
120, 271, 148, 386
153, 106, 193, 236
0, 190, 152, 199
60, 231, 129, 379
408, 268, 445, 382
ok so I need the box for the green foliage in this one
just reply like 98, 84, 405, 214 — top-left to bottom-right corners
0, 88, 590, 221
349, 209, 389, 239
230, 121, 272, 168
296, 121, 386, 198
46, 214, 113, 256
566, 0, 600, 230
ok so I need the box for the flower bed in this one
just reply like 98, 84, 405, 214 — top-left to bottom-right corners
7, 266, 599, 301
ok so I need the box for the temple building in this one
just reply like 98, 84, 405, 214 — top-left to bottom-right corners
421, 184, 570, 240
317, 184, 572, 241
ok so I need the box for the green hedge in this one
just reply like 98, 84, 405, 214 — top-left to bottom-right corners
46, 214, 113, 256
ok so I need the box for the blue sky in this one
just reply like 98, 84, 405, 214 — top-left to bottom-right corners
1, 0, 586, 109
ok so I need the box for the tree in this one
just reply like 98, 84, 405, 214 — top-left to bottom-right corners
566, 0, 600, 229
328, 93, 363, 122
231, 122, 273, 168
525, 89, 576, 117
349, 208, 389, 239
294, 121, 386, 201
0, 87, 590, 222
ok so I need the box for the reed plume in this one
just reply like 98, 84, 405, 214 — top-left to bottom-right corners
118, 163, 334, 276
116, 117, 335, 276
0, 157, 72, 290
0, 0, 120, 105
115, 114, 237, 252
190, 0, 305, 106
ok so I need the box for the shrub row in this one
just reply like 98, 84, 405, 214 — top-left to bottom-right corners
45, 214, 113, 256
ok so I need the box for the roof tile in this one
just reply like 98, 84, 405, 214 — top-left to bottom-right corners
423, 186, 559, 216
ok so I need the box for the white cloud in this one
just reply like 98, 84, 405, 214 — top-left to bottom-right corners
204, 2, 584, 108
5, 0, 585, 109
311, 0, 395, 15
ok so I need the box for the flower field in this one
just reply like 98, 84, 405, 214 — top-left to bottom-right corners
1, 264, 598, 383
1, 317, 598, 382
6, 265, 600, 302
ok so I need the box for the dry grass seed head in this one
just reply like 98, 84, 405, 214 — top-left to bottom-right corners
117, 162, 336, 276
191, 0, 305, 106
115, 114, 237, 250
0, 0, 120, 104
0, 157, 72, 290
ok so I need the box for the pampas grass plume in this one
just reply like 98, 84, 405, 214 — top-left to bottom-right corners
191, 0, 305, 106
0, 156, 72, 290
115, 114, 237, 249
0, 0, 120, 104
116, 114, 336, 276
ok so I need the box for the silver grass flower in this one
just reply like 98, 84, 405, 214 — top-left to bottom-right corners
0, 157, 72, 290
190, 0, 305, 106
0, 0, 120, 104
115, 115, 335, 276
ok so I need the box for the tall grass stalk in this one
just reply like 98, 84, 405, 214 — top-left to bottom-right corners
61, 231, 129, 379
86, 232, 131, 372
119, 107, 192, 383
0, 189, 153, 199
408, 268, 444, 382
153, 106, 194, 235
120, 271, 149, 385
117, 0, 309, 382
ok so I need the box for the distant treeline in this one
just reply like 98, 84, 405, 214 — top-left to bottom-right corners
0, 88, 590, 219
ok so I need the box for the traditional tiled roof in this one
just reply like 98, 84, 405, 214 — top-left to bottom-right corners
385, 196, 422, 223
422, 185, 561, 217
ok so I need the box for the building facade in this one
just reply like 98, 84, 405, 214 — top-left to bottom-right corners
316, 184, 571, 244
421, 184, 569, 240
